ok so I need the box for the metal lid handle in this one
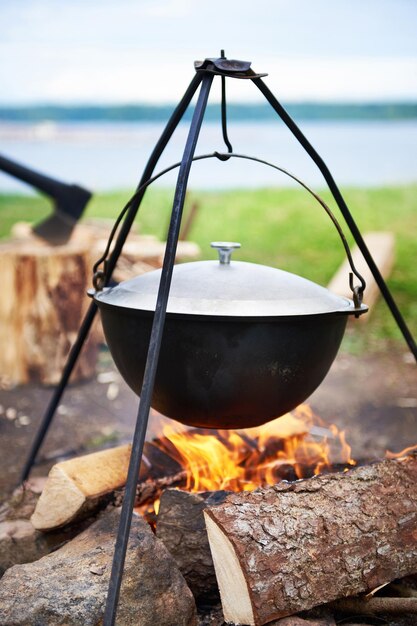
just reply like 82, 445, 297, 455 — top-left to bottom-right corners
211, 241, 241, 264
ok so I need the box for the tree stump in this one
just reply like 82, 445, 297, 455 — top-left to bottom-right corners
0, 236, 99, 386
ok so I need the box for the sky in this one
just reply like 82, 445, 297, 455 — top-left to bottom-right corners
1, 0, 417, 104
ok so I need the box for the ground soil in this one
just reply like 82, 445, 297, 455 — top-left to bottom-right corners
0, 343, 416, 502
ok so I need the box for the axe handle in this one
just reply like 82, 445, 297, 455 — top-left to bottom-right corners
0, 153, 70, 200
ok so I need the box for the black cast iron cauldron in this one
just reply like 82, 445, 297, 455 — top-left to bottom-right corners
94, 242, 367, 429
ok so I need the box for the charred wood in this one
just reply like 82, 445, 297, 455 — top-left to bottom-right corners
157, 488, 229, 604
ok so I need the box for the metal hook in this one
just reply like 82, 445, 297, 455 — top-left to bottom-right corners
92, 268, 106, 292
221, 76, 233, 156
350, 272, 364, 317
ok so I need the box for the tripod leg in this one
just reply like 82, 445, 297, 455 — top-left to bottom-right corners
99, 72, 203, 282
19, 73, 204, 483
103, 72, 214, 626
20, 302, 97, 482
253, 77, 417, 363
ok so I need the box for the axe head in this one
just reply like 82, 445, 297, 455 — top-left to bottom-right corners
33, 185, 92, 246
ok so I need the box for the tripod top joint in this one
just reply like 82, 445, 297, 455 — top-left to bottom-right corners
194, 54, 267, 79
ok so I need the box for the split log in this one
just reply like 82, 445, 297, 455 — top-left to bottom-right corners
0, 235, 99, 386
157, 489, 229, 603
204, 456, 417, 626
31, 443, 184, 531
179, 198, 200, 241
327, 231, 395, 321
31, 445, 132, 530
0, 507, 197, 626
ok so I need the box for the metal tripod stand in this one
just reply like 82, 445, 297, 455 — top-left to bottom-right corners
19, 53, 417, 625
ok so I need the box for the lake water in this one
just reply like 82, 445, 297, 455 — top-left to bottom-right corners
0, 120, 416, 194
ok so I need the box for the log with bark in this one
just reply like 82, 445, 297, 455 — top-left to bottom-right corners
327, 231, 395, 322
204, 455, 417, 626
330, 595, 417, 616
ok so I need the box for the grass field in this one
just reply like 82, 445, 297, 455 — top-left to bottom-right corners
1, 184, 416, 354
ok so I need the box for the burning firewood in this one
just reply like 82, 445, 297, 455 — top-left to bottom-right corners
204, 455, 417, 626
31, 406, 356, 533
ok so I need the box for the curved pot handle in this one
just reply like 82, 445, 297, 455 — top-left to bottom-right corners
92, 151, 366, 312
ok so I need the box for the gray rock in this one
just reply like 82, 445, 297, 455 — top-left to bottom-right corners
0, 517, 59, 577
0, 478, 45, 523
0, 479, 94, 577
0, 506, 197, 626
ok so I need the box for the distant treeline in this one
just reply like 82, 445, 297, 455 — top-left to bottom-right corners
1, 102, 417, 123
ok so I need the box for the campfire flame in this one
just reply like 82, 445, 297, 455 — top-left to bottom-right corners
386, 443, 417, 459
151, 404, 355, 495
137, 405, 417, 527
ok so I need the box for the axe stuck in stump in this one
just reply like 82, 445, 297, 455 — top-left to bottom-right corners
0, 153, 92, 245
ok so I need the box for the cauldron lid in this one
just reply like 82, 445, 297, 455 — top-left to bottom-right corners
95, 242, 366, 317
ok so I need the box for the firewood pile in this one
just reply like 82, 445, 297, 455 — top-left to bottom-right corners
1, 443, 417, 626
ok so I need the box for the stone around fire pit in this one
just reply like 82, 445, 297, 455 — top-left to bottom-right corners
0, 506, 197, 626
